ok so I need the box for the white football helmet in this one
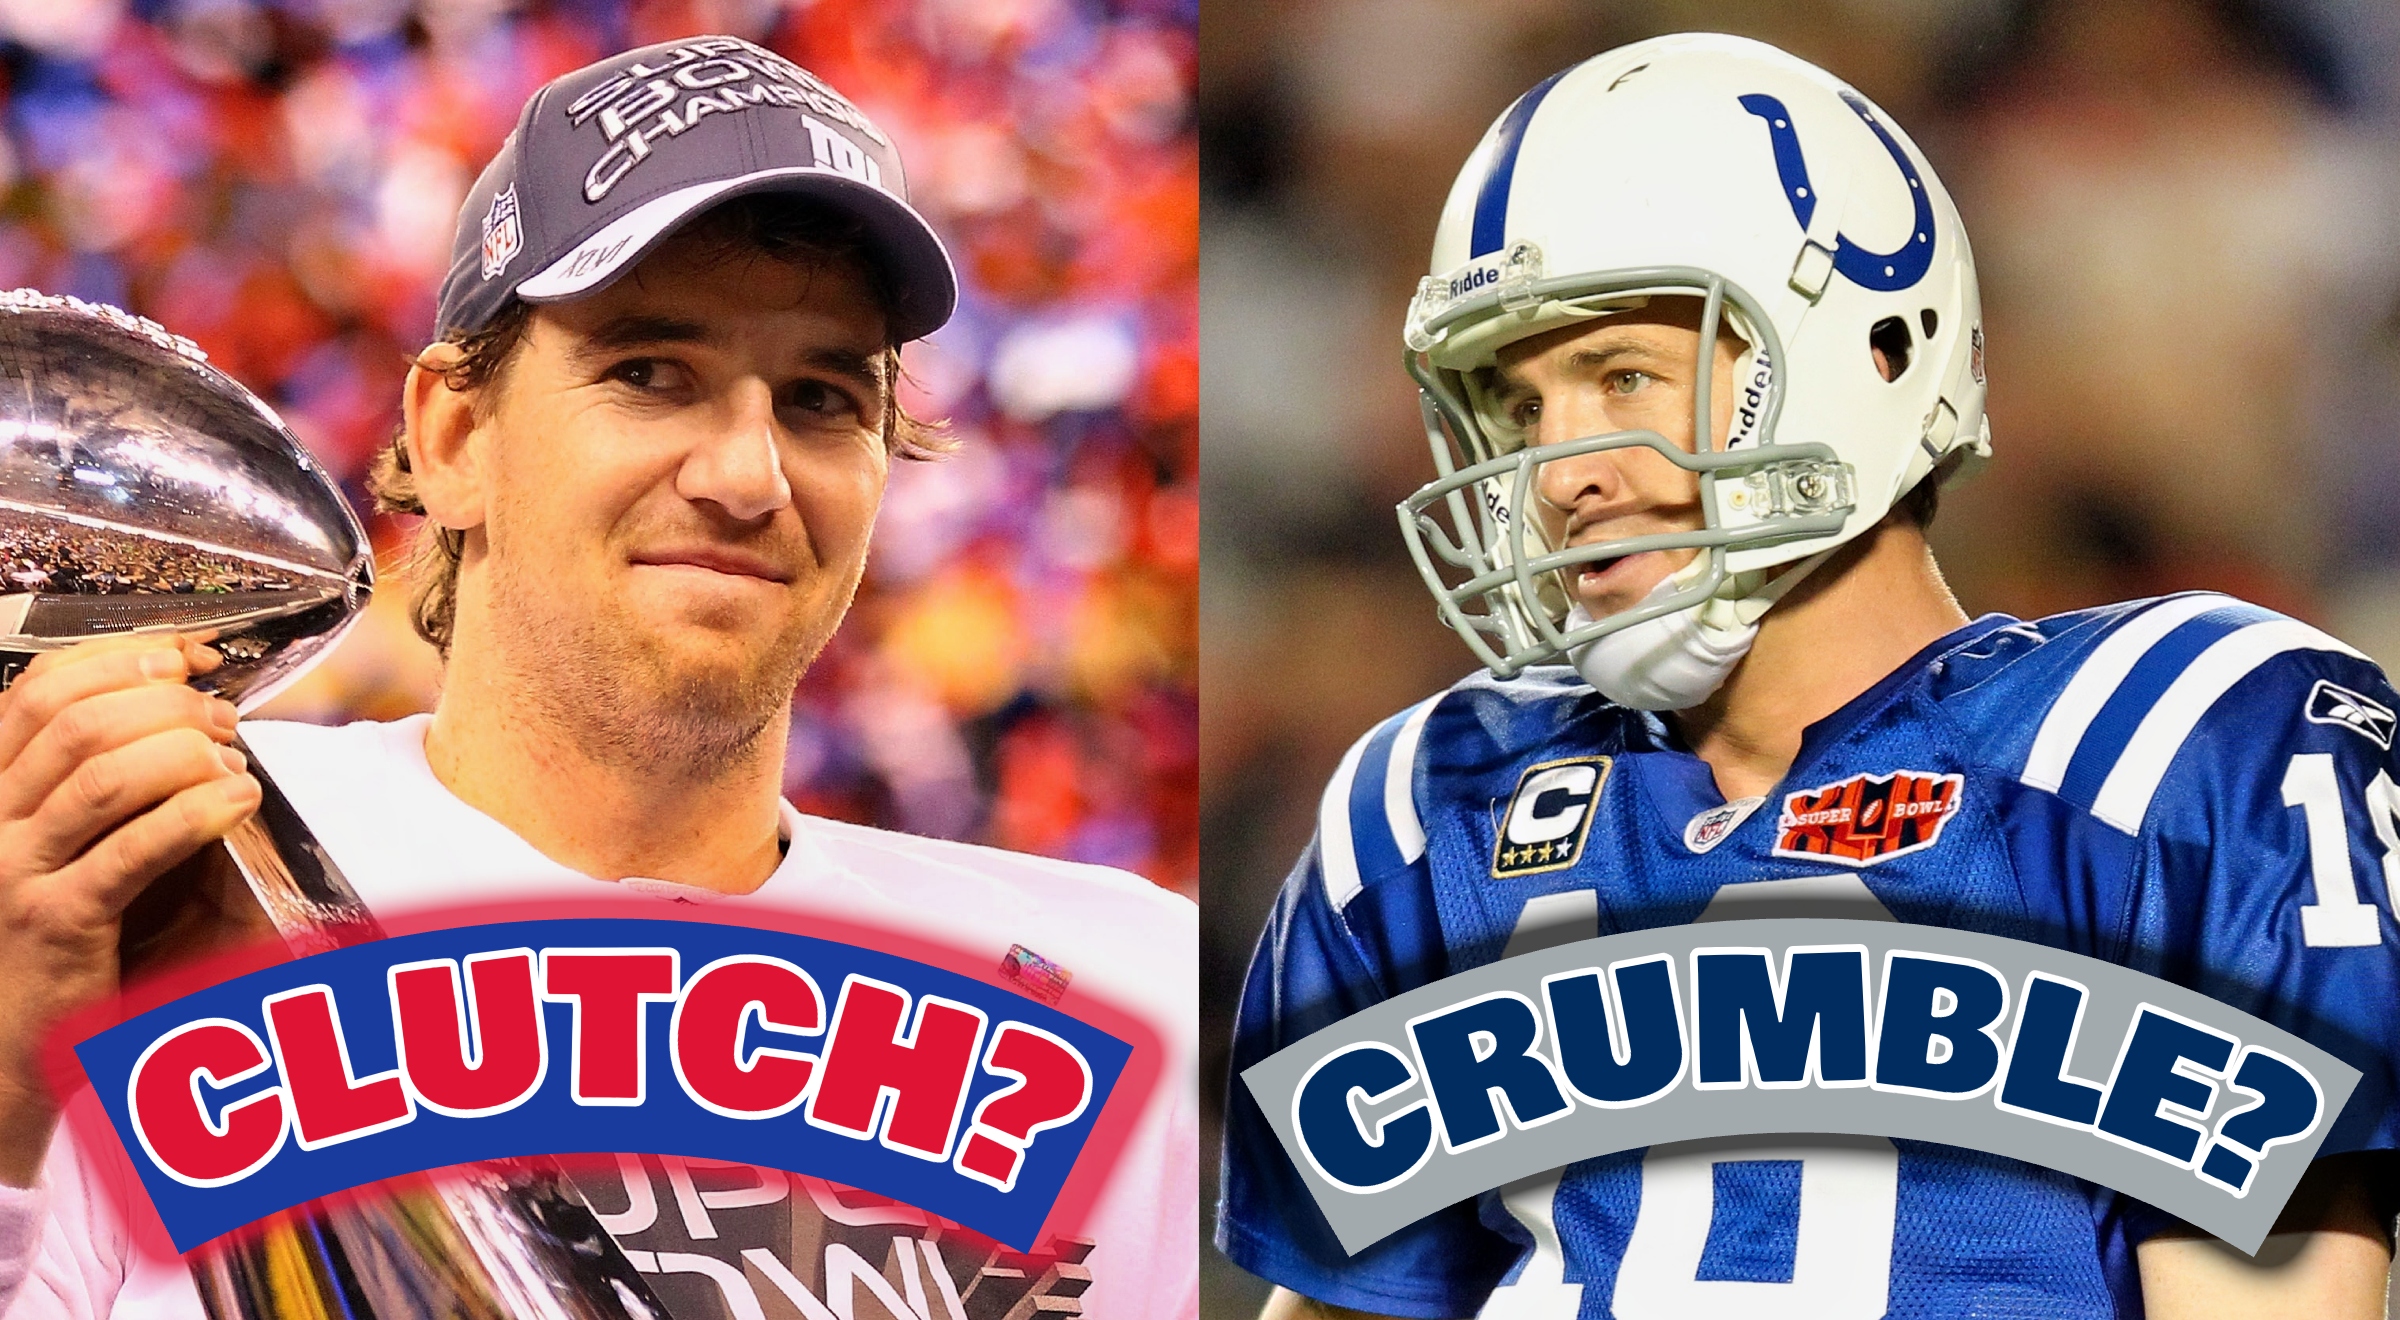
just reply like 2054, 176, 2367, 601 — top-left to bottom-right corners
1398, 34, 1990, 706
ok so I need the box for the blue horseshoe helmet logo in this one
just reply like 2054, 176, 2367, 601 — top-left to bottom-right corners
1738, 91, 1934, 291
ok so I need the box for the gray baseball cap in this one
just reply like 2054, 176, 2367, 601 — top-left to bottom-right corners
437, 35, 957, 344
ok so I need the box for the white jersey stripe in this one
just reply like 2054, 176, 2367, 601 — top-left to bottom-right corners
1385, 699, 1439, 866
1318, 731, 1372, 913
2090, 619, 2368, 833
2022, 595, 2231, 793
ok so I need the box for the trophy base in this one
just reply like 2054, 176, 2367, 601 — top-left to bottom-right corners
117, 747, 678, 1320
191, 1163, 673, 1320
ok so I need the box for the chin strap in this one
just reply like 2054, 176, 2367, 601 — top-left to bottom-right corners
1567, 548, 1837, 711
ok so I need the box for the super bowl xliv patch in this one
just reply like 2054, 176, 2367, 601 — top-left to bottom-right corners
1683, 796, 1764, 854
480, 184, 523, 280
1491, 756, 1611, 878
1773, 768, 1963, 867
2306, 680, 2396, 749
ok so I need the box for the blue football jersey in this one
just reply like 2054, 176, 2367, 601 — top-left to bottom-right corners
1219, 595, 2400, 1319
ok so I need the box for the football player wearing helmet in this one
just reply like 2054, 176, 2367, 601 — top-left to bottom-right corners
1219, 33, 2400, 1320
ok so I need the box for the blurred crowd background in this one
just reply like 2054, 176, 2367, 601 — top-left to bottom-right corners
1202, 0, 2400, 1312
0, 0, 1198, 893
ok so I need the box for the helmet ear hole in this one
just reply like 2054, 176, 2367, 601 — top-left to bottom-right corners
1868, 316, 1913, 382
1919, 308, 1939, 339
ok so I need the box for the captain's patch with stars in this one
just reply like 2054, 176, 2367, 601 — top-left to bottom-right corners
1491, 756, 1611, 879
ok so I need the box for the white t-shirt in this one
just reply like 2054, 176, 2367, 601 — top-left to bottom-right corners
0, 715, 1198, 1319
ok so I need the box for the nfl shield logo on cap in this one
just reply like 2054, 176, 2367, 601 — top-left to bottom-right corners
479, 185, 523, 280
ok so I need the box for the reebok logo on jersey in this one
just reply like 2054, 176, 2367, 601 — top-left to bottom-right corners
1684, 796, 1764, 854
1773, 769, 1963, 867
1492, 756, 1611, 878
2305, 680, 2395, 749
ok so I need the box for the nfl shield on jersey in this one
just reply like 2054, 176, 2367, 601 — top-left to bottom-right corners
1218, 594, 2400, 1319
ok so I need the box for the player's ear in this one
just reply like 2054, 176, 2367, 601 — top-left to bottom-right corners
402, 342, 491, 533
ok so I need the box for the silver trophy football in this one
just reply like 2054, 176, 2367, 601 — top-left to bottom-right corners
0, 291, 675, 1320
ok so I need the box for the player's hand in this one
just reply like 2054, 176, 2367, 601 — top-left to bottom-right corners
0, 633, 261, 1188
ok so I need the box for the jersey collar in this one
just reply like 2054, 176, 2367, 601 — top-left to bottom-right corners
1630, 612, 2023, 816
1785, 612, 2024, 774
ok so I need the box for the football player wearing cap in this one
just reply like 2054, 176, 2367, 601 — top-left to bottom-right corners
1219, 34, 2398, 1320
0, 36, 1195, 1320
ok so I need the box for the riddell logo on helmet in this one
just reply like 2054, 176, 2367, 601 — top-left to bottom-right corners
1772, 768, 1963, 866
1729, 350, 1772, 445
1481, 483, 1510, 528
1447, 266, 1502, 301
